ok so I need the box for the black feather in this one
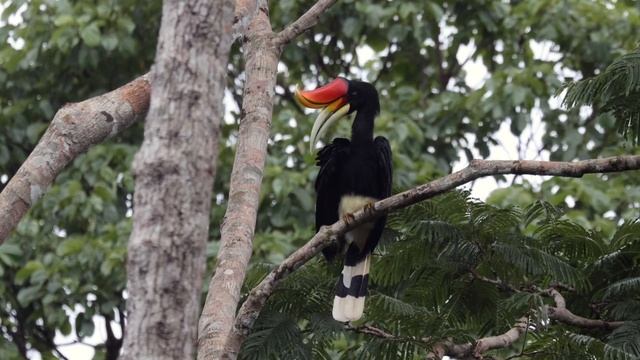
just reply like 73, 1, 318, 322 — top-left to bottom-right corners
314, 136, 392, 263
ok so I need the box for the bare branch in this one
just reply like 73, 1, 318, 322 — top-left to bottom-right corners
470, 269, 521, 293
471, 317, 529, 356
349, 318, 528, 360
275, 0, 337, 46
231, 155, 640, 344
348, 324, 397, 340
296, 285, 627, 359
425, 318, 529, 359
0, 74, 150, 244
197, 4, 281, 359
547, 289, 624, 329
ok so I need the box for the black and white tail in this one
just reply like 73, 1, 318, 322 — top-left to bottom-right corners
332, 254, 371, 322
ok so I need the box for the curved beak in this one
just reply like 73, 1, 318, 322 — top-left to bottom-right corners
294, 78, 350, 152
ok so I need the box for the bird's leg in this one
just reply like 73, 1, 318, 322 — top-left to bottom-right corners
341, 213, 356, 226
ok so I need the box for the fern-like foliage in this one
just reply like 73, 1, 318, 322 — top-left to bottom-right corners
238, 192, 640, 359
567, 332, 639, 360
240, 312, 309, 360
561, 48, 640, 144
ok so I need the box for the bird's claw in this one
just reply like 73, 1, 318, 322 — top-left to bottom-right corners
363, 202, 376, 215
342, 213, 355, 226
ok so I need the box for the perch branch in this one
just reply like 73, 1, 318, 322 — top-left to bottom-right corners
0, 74, 150, 244
232, 155, 640, 345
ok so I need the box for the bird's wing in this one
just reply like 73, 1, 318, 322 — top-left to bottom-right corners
374, 136, 393, 199
315, 138, 350, 261
351, 136, 392, 258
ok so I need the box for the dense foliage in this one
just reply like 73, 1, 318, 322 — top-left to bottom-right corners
562, 48, 640, 145
0, 0, 159, 358
241, 194, 640, 359
0, 0, 638, 359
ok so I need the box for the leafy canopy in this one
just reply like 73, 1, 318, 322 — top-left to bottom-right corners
0, 0, 639, 359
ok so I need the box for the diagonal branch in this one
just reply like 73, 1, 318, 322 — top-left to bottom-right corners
0, 74, 150, 244
274, 0, 337, 46
434, 317, 530, 359
546, 288, 624, 329
231, 155, 640, 344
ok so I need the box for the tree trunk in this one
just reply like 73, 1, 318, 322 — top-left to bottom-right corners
120, 1, 233, 359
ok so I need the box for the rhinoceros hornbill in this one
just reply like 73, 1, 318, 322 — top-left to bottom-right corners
295, 78, 392, 322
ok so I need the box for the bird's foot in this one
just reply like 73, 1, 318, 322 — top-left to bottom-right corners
363, 201, 376, 215
342, 213, 356, 226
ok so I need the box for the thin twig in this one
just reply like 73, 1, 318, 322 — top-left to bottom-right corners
275, 0, 337, 46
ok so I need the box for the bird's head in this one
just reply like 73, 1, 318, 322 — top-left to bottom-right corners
295, 78, 379, 151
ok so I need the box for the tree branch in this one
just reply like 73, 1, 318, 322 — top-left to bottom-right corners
431, 288, 626, 358
274, 0, 337, 46
357, 288, 627, 359
197, 3, 281, 359
470, 269, 521, 293
546, 288, 624, 329
231, 155, 640, 345
347, 318, 528, 360
0, 74, 150, 244
432, 317, 529, 359
198, 1, 339, 359
232, 0, 258, 39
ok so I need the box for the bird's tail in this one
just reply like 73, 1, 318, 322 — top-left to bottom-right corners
332, 254, 370, 322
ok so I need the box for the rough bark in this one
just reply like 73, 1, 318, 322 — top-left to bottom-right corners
196, 1, 339, 358
232, 0, 258, 39
120, 1, 233, 359
231, 155, 640, 346
0, 75, 150, 243
197, 2, 280, 359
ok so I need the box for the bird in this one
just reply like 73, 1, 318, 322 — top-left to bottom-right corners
295, 77, 392, 322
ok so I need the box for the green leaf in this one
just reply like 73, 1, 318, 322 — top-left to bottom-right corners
16, 260, 44, 284
0, 243, 22, 256
101, 33, 119, 51
342, 18, 361, 38
54, 14, 75, 27
26, 122, 48, 143
75, 313, 95, 337
56, 237, 86, 256
17, 285, 42, 306
80, 23, 101, 47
